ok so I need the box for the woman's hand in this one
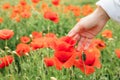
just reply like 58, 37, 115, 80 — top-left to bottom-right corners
68, 6, 110, 51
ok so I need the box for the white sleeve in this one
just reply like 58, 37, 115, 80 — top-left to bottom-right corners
96, 0, 120, 23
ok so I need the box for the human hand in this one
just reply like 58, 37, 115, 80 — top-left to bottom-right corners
68, 6, 110, 51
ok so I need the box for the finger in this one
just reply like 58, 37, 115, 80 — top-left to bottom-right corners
84, 38, 93, 50
68, 22, 81, 37
77, 37, 87, 51
73, 33, 80, 41
68, 29, 77, 37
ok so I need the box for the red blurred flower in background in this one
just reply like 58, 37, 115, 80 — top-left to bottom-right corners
20, 36, 30, 43
81, 5, 93, 16
19, 0, 27, 6
102, 30, 112, 39
52, 0, 60, 6
0, 56, 14, 69
0, 29, 14, 40
115, 49, 120, 58
31, 0, 40, 4
21, 11, 31, 18
44, 11, 59, 23
45, 33, 57, 38
90, 39, 106, 50
32, 31, 42, 39
16, 43, 30, 57
2, 3, 11, 10
44, 58, 54, 67
0, 17, 3, 24
64, 5, 81, 16
30, 38, 44, 50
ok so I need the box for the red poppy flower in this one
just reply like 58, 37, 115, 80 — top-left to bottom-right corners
0, 29, 14, 40
32, 31, 42, 39
85, 47, 101, 58
53, 51, 77, 70
19, 0, 27, 6
21, 11, 31, 18
30, 37, 57, 50
74, 60, 95, 75
30, 38, 44, 50
0, 55, 14, 69
44, 58, 54, 67
60, 36, 76, 46
81, 5, 93, 16
90, 39, 106, 50
41, 2, 48, 9
43, 37, 57, 49
16, 43, 30, 57
44, 11, 59, 23
20, 36, 30, 43
72, 7, 81, 16
45, 33, 57, 38
0, 17, 3, 24
115, 49, 120, 58
12, 6, 21, 14
102, 30, 112, 38
74, 48, 101, 75
31, 0, 40, 4
15, 16, 21, 22
2, 3, 11, 10
53, 40, 74, 52
10, 12, 18, 20
52, 0, 60, 6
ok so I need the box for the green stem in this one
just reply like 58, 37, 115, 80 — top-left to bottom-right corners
5, 40, 8, 47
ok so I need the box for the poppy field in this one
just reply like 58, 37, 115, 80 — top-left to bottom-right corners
0, 0, 120, 80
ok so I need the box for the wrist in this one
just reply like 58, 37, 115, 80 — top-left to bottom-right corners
94, 6, 110, 21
